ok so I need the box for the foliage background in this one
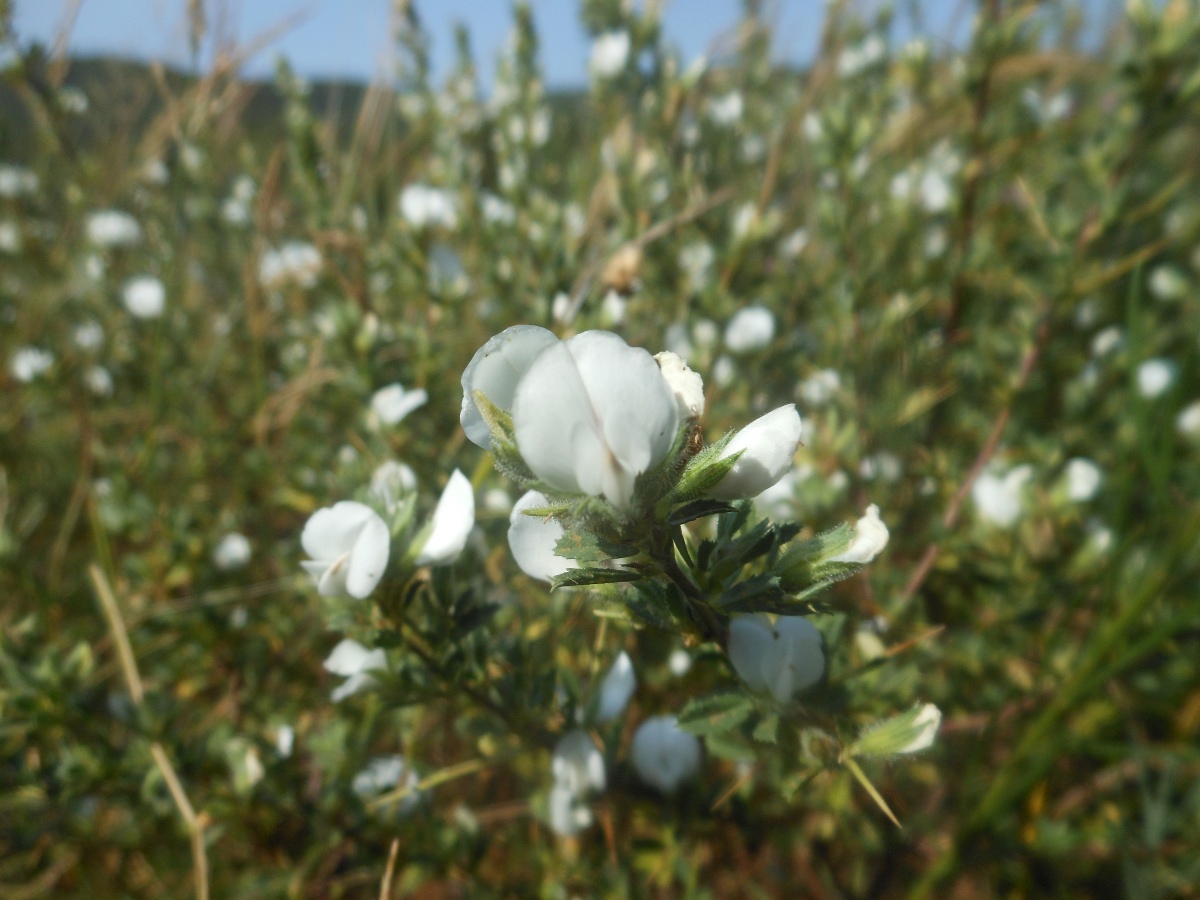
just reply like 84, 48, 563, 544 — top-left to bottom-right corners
2, 0, 1199, 896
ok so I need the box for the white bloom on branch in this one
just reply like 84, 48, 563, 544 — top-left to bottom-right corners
9, 347, 53, 382
413, 470, 475, 567
589, 31, 630, 79
548, 728, 605, 836
971, 465, 1032, 528
896, 703, 942, 753
709, 405, 803, 501
724, 305, 775, 352
1177, 400, 1200, 438
300, 501, 390, 598
831, 504, 889, 564
1064, 457, 1102, 502
727, 614, 824, 703
123, 276, 165, 319
512, 331, 680, 509
399, 183, 458, 230
259, 241, 322, 289
507, 490, 574, 582
213, 532, 252, 570
324, 638, 387, 702
631, 716, 701, 793
370, 383, 428, 425
86, 209, 142, 247
460, 325, 559, 449
596, 651, 636, 722
352, 755, 423, 817
1137, 358, 1175, 398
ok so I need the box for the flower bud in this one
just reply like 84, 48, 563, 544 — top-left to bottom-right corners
709, 405, 803, 500
850, 703, 942, 757
830, 504, 889, 564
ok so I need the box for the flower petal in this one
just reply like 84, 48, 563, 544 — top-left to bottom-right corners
345, 510, 391, 598
831, 504, 890, 564
507, 490, 574, 582
726, 614, 774, 694
596, 651, 636, 722
414, 469, 475, 566
710, 405, 803, 500
460, 325, 559, 448
301, 501, 376, 562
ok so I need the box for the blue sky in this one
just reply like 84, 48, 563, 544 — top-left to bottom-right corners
10, 0, 955, 88
11, 0, 1108, 89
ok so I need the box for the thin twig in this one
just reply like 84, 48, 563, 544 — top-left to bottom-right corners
89, 564, 210, 900
378, 838, 400, 900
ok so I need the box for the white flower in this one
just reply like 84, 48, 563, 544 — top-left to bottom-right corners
84, 365, 113, 397
709, 405, 804, 501
300, 501, 390, 598
9, 347, 53, 382
0, 219, 19, 253
654, 351, 706, 420
859, 452, 902, 482
481, 192, 516, 225
460, 324, 559, 449
213, 532, 252, 570
414, 470, 475, 567
600, 290, 628, 326
352, 755, 423, 817
831, 504, 890, 563
589, 31, 630, 79
259, 241, 322, 289
838, 34, 886, 77
275, 724, 295, 757
1137, 358, 1175, 398
668, 649, 692, 676
679, 242, 715, 293
1149, 265, 1187, 301
552, 729, 606, 797
971, 465, 1033, 527
918, 169, 952, 213
507, 490, 575, 582
779, 228, 809, 259
399, 183, 458, 229
85, 209, 142, 247
122, 276, 165, 319
631, 716, 702, 792
724, 305, 775, 352
369, 460, 417, 511
0, 163, 37, 198
370, 383, 428, 425
706, 90, 744, 125
596, 651, 636, 722
1062, 458, 1102, 501
324, 638, 387, 702
797, 369, 840, 406
727, 614, 824, 703
1177, 400, 1200, 438
73, 320, 104, 351
548, 784, 594, 836
1090, 326, 1123, 357
512, 332, 680, 509
712, 355, 735, 387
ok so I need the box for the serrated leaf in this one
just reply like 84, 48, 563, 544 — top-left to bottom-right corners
667, 499, 738, 526
716, 573, 787, 612
678, 691, 756, 736
550, 567, 645, 590
704, 731, 757, 762
752, 714, 780, 744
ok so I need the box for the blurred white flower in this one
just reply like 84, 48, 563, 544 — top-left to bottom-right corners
511, 332, 679, 509
918, 169, 952, 213
706, 90, 744, 125
631, 716, 702, 792
596, 651, 636, 722
797, 369, 840, 406
460, 324, 559, 449
300, 501, 390, 598
10, 347, 54, 382
508, 489, 575, 582
399, 183, 458, 229
693, 318, 719, 350
483, 488, 512, 514
84, 365, 113, 397
896, 703, 942, 753
838, 34, 886, 77
481, 192, 516, 226
413, 470, 475, 567
779, 228, 809, 259
141, 158, 169, 185
724, 305, 775, 352
0, 219, 19, 253
370, 460, 417, 511
859, 452, 902, 482
73, 320, 104, 351
371, 383, 428, 426
552, 729, 605, 797
654, 351, 705, 420
213, 532, 252, 570
1136, 358, 1175, 398
1149, 265, 1187, 301
1177, 400, 1200, 438
728, 614, 824, 702
709, 405, 803, 501
600, 289, 628, 326
589, 31, 630, 79
0, 163, 37, 198
668, 648, 692, 676
122, 276, 165, 319
86, 209, 142, 247
803, 112, 823, 141
1064, 458, 1102, 502
831, 504, 890, 563
712, 354, 735, 388
548, 784, 593, 837
1090, 326, 1123, 357
971, 465, 1032, 527
731, 203, 758, 241
428, 242, 466, 293
324, 638, 387, 702
353, 755, 423, 817
259, 241, 322, 289
275, 724, 295, 757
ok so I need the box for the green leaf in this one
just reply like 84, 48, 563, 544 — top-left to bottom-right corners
752, 714, 780, 745
666, 434, 741, 502
550, 567, 645, 590
716, 573, 787, 612
678, 691, 756, 736
704, 731, 757, 762
667, 499, 738, 526
553, 528, 638, 563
